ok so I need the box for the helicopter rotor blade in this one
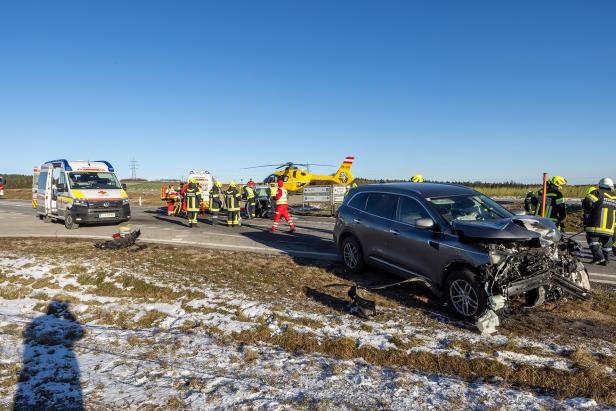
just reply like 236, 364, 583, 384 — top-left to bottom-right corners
241, 164, 285, 169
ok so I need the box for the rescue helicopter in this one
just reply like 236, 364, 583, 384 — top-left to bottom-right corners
243, 156, 355, 192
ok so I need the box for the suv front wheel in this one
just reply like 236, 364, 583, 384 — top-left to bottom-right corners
341, 236, 364, 274
445, 269, 488, 321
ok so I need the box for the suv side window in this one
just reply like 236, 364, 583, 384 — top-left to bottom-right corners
397, 195, 431, 226
348, 192, 368, 210
365, 193, 397, 220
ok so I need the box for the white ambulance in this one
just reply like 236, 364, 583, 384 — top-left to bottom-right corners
33, 159, 130, 229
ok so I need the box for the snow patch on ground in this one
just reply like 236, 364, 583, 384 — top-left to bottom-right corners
0, 255, 613, 409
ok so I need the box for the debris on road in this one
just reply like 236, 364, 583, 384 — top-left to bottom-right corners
95, 228, 141, 250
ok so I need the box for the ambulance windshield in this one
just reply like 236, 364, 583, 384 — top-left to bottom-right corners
68, 172, 122, 190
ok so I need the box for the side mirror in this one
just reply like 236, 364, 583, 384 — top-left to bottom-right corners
122, 183, 128, 191
415, 217, 436, 230
56, 184, 66, 192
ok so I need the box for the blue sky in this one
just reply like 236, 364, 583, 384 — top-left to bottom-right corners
0, 1, 614, 184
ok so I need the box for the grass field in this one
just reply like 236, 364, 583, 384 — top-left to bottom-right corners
471, 185, 589, 198
0, 238, 615, 408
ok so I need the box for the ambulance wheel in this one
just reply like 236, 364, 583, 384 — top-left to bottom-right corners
64, 212, 79, 230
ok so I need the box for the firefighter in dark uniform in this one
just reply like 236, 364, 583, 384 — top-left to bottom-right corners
225, 181, 242, 227
184, 178, 202, 228
583, 185, 598, 226
242, 184, 256, 219
531, 176, 567, 231
583, 178, 616, 265
209, 180, 224, 225
524, 191, 534, 214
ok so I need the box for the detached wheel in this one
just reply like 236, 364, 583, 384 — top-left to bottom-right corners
445, 269, 488, 321
341, 236, 364, 274
64, 211, 79, 230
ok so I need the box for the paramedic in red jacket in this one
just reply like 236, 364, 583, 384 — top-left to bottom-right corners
271, 179, 295, 232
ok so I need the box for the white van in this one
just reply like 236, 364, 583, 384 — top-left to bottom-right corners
34, 159, 131, 229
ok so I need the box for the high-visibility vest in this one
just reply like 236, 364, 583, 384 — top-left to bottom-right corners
532, 189, 565, 222
226, 187, 241, 211
585, 189, 616, 235
277, 187, 288, 205
244, 186, 255, 200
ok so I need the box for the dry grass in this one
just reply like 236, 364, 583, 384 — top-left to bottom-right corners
83, 307, 167, 330
242, 348, 259, 363
0, 286, 30, 300
228, 324, 616, 404
2, 238, 616, 405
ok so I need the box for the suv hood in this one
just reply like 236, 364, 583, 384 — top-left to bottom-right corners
453, 215, 561, 244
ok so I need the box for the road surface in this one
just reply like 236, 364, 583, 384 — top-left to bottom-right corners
1, 199, 614, 286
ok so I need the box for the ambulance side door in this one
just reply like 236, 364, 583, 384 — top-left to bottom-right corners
50, 167, 62, 215
37, 170, 50, 214
55, 170, 70, 214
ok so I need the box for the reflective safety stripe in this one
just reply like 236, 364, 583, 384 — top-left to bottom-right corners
585, 226, 615, 234
277, 188, 288, 205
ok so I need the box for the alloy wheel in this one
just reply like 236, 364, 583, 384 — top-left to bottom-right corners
449, 279, 479, 317
343, 242, 359, 269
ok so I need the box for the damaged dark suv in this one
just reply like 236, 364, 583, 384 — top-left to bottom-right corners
334, 183, 591, 331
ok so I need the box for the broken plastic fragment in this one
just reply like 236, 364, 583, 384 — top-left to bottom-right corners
476, 309, 500, 335
489, 295, 506, 311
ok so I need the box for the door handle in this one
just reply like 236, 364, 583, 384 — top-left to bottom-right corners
353, 218, 361, 224
389, 229, 399, 235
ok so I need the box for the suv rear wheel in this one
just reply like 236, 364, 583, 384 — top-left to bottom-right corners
445, 269, 488, 321
341, 236, 364, 274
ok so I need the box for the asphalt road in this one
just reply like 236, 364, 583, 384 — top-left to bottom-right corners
1, 199, 615, 286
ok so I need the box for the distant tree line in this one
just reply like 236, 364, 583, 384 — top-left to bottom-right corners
0, 174, 33, 189
352, 178, 585, 188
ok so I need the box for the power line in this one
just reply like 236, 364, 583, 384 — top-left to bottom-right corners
129, 158, 139, 180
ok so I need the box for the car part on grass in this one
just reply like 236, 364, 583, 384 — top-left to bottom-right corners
348, 286, 376, 319
326, 277, 429, 320
95, 229, 141, 250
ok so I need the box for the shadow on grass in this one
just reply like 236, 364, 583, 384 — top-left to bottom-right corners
13, 300, 84, 411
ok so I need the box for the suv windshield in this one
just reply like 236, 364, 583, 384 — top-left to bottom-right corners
68, 172, 121, 190
428, 194, 512, 224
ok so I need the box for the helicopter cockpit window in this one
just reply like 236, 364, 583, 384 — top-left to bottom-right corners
265, 174, 276, 183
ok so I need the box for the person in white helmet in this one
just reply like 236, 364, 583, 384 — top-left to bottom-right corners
583, 177, 616, 265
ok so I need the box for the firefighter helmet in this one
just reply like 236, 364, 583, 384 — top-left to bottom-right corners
410, 174, 424, 183
188, 177, 197, 184
229, 181, 237, 187
549, 176, 567, 187
599, 177, 614, 190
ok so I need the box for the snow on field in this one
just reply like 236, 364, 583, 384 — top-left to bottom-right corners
0, 254, 612, 409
